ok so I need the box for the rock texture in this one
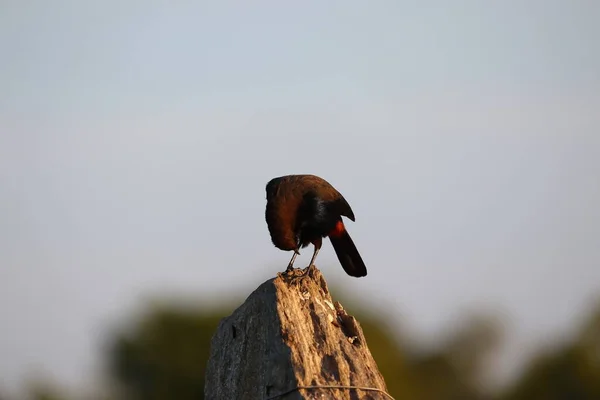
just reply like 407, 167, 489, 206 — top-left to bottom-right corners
204, 267, 389, 400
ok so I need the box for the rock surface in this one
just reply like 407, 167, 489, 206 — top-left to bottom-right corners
204, 267, 389, 400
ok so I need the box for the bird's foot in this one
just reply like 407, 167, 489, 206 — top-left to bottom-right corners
277, 265, 297, 280
277, 248, 302, 279
286, 263, 315, 286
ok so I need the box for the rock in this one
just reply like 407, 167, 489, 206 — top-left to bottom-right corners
204, 267, 389, 400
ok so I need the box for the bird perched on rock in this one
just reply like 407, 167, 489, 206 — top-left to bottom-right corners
265, 174, 367, 278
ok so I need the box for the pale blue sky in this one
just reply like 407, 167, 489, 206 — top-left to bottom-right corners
1, 0, 599, 396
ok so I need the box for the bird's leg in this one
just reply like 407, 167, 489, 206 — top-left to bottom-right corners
305, 244, 320, 274
292, 238, 322, 282
285, 248, 300, 272
309, 237, 323, 266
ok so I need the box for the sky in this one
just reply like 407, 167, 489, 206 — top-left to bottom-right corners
1, 0, 599, 396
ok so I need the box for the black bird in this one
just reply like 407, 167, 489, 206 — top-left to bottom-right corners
265, 174, 367, 278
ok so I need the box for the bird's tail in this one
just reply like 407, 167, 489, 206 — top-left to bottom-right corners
329, 221, 367, 277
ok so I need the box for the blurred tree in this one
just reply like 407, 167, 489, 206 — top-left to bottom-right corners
404, 314, 502, 400
108, 305, 224, 400
501, 301, 600, 400
29, 392, 66, 400
26, 379, 69, 400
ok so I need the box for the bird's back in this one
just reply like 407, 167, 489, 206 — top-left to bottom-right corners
265, 174, 354, 250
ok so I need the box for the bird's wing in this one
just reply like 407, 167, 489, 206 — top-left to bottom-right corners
333, 196, 356, 222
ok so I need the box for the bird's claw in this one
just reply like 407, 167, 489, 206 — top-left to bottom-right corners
286, 264, 315, 286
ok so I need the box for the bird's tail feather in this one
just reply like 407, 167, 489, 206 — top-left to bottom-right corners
329, 227, 367, 277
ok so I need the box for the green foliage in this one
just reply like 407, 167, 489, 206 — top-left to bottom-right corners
26, 380, 70, 400
501, 302, 600, 400
108, 306, 224, 400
